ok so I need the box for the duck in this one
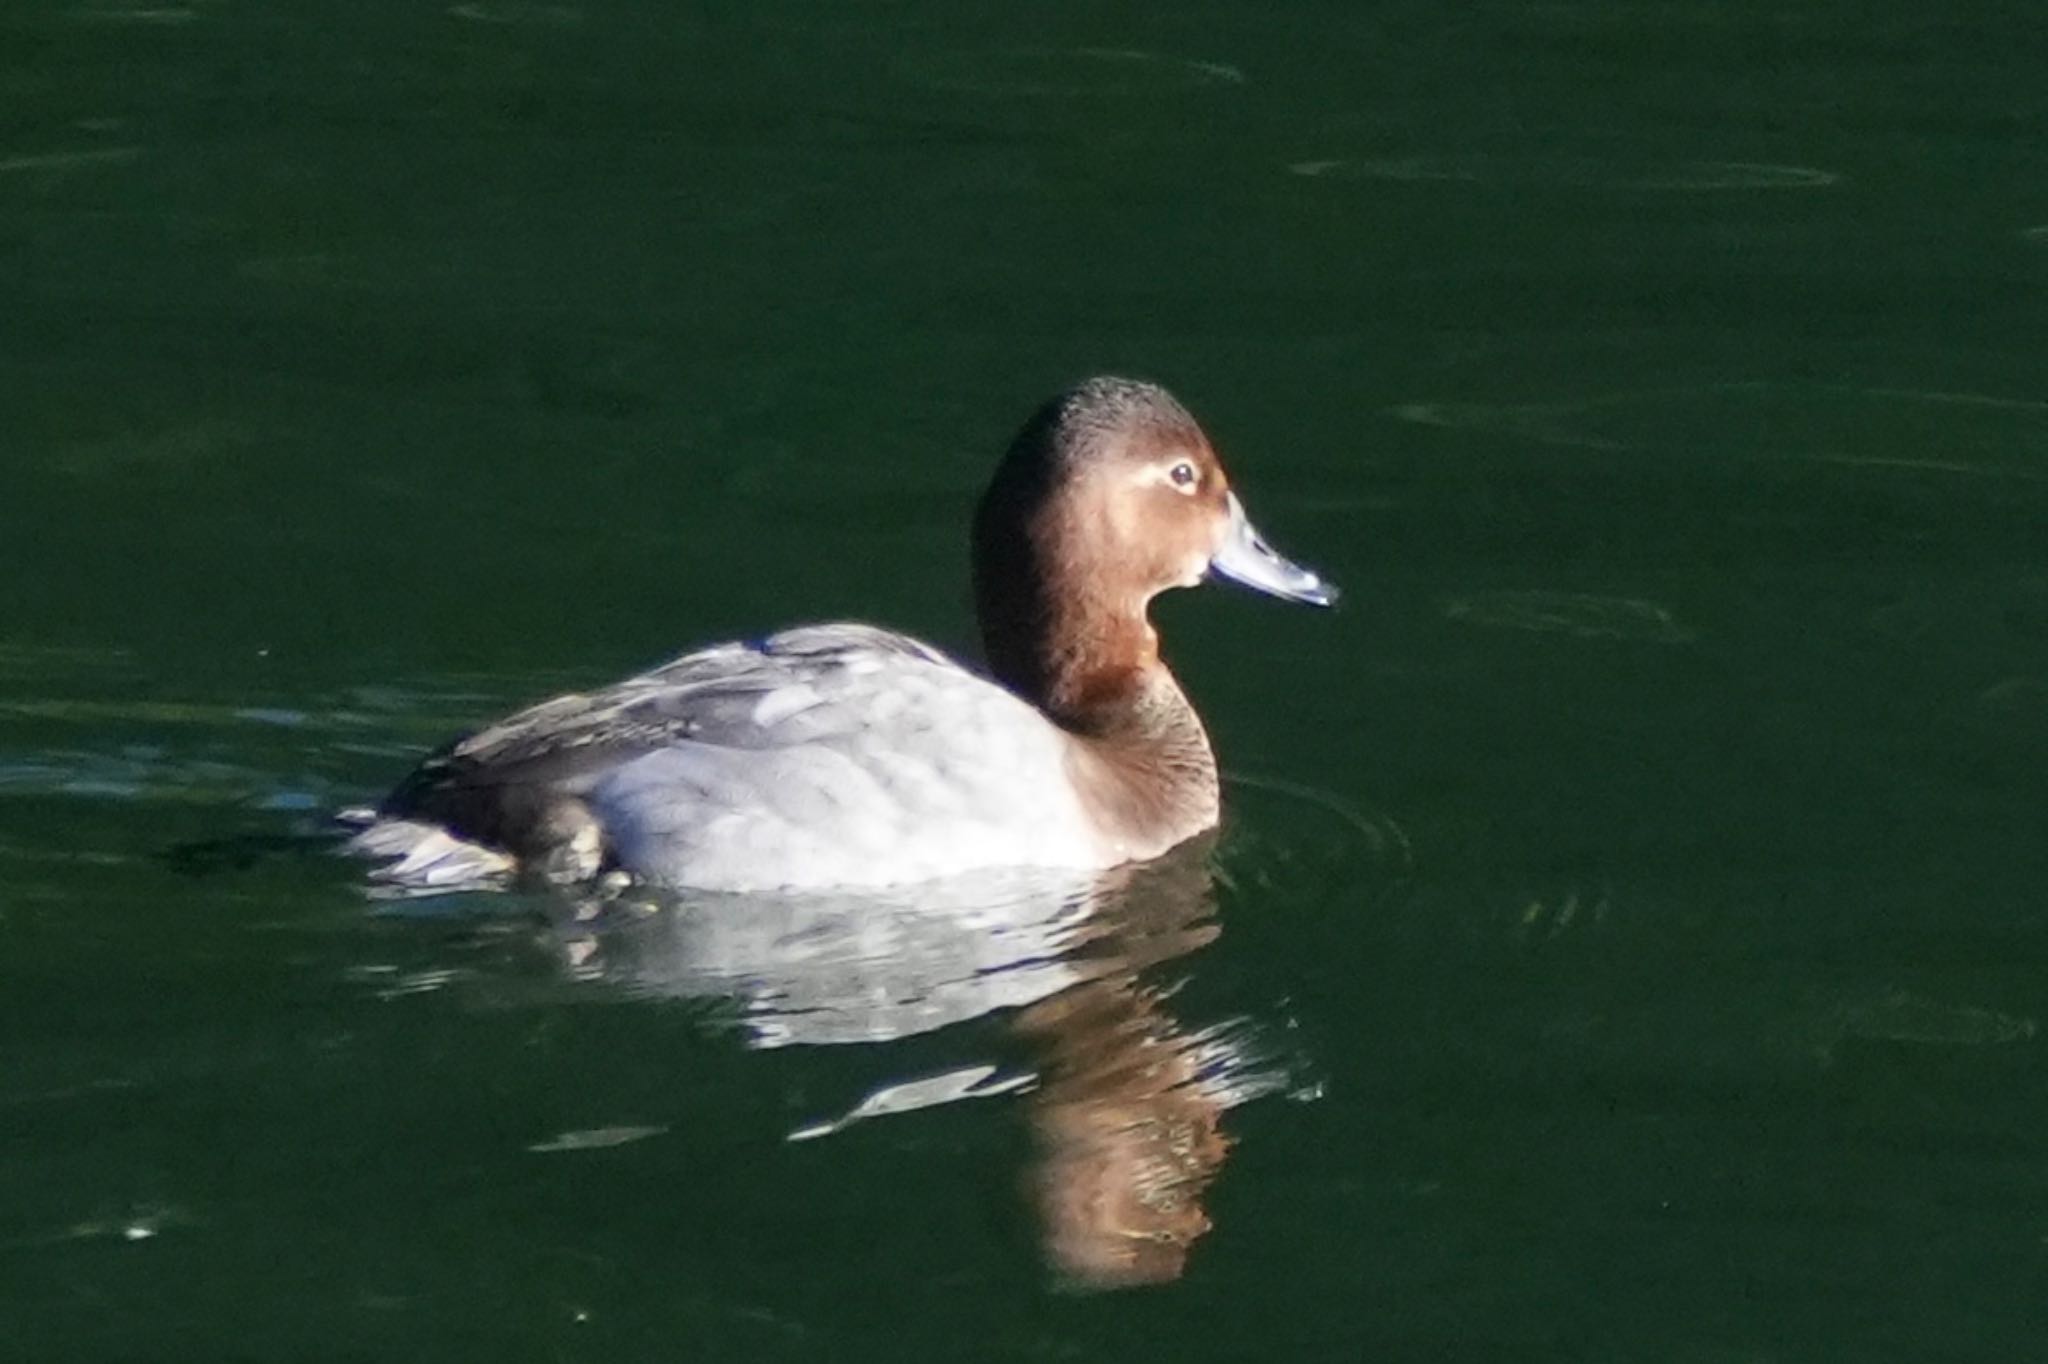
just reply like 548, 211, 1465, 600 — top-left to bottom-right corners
343, 376, 1336, 894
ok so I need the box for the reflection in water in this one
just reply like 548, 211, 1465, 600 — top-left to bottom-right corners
1018, 966, 1241, 1289
789, 1064, 1033, 1140
538, 838, 1293, 1289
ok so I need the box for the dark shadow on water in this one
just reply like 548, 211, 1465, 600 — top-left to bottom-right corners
157, 828, 341, 876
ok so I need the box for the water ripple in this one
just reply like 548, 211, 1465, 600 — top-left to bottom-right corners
448, 2, 583, 23
1291, 155, 1840, 190
1444, 590, 1694, 644
527, 1124, 667, 1153
66, 3, 204, 23
0, 146, 144, 176
905, 47, 1244, 97
1390, 382, 2048, 480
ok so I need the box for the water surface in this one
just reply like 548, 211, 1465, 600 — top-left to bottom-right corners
4, 0, 2046, 1358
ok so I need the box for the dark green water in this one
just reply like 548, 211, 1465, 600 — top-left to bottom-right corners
5, 0, 2047, 1357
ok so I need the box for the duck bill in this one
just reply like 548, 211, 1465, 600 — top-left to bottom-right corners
1209, 493, 1339, 607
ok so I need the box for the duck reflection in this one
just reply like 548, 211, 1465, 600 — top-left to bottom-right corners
540, 836, 1292, 1289
1015, 949, 1234, 1288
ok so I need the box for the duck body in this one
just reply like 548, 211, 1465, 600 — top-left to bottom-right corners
346, 377, 1335, 895
367, 625, 1122, 892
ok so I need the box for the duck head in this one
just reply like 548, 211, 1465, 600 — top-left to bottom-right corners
973, 377, 1336, 715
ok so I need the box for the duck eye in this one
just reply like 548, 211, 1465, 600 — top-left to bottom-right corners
1168, 461, 1199, 490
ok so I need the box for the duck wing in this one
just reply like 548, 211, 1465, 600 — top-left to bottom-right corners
391, 624, 956, 798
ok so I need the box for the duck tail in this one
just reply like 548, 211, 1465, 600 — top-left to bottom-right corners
337, 809, 518, 896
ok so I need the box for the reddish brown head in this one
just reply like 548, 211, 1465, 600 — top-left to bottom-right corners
972, 378, 1334, 720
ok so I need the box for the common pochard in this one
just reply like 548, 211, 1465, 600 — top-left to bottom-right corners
345, 377, 1336, 892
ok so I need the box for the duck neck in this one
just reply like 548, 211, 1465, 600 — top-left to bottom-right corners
977, 563, 1221, 854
